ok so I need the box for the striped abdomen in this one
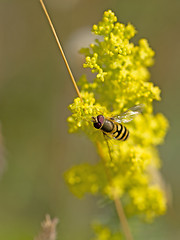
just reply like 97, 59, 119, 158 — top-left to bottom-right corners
111, 122, 129, 141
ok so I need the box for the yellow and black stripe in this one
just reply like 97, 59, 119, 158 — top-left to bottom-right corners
111, 123, 129, 141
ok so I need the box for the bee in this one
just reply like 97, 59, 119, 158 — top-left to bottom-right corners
92, 105, 144, 141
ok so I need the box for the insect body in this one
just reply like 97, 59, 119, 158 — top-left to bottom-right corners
92, 105, 144, 141
93, 115, 129, 141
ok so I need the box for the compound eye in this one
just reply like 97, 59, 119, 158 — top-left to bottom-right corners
93, 122, 101, 129
97, 115, 104, 125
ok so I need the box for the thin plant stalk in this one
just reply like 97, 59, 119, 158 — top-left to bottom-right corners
39, 0, 82, 101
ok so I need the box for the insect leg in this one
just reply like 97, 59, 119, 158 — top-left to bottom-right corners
103, 133, 113, 162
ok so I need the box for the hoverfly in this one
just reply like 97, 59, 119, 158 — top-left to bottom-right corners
92, 104, 144, 141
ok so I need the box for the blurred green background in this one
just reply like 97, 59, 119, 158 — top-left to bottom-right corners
0, 0, 180, 239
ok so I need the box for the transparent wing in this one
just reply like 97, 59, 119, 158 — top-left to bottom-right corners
112, 104, 144, 123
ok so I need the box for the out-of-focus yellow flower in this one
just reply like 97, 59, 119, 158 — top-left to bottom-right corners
92, 223, 122, 240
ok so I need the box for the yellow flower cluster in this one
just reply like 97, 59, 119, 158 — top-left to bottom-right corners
92, 223, 122, 240
64, 162, 107, 198
128, 185, 166, 221
65, 9, 169, 235
80, 11, 159, 111
67, 91, 109, 139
